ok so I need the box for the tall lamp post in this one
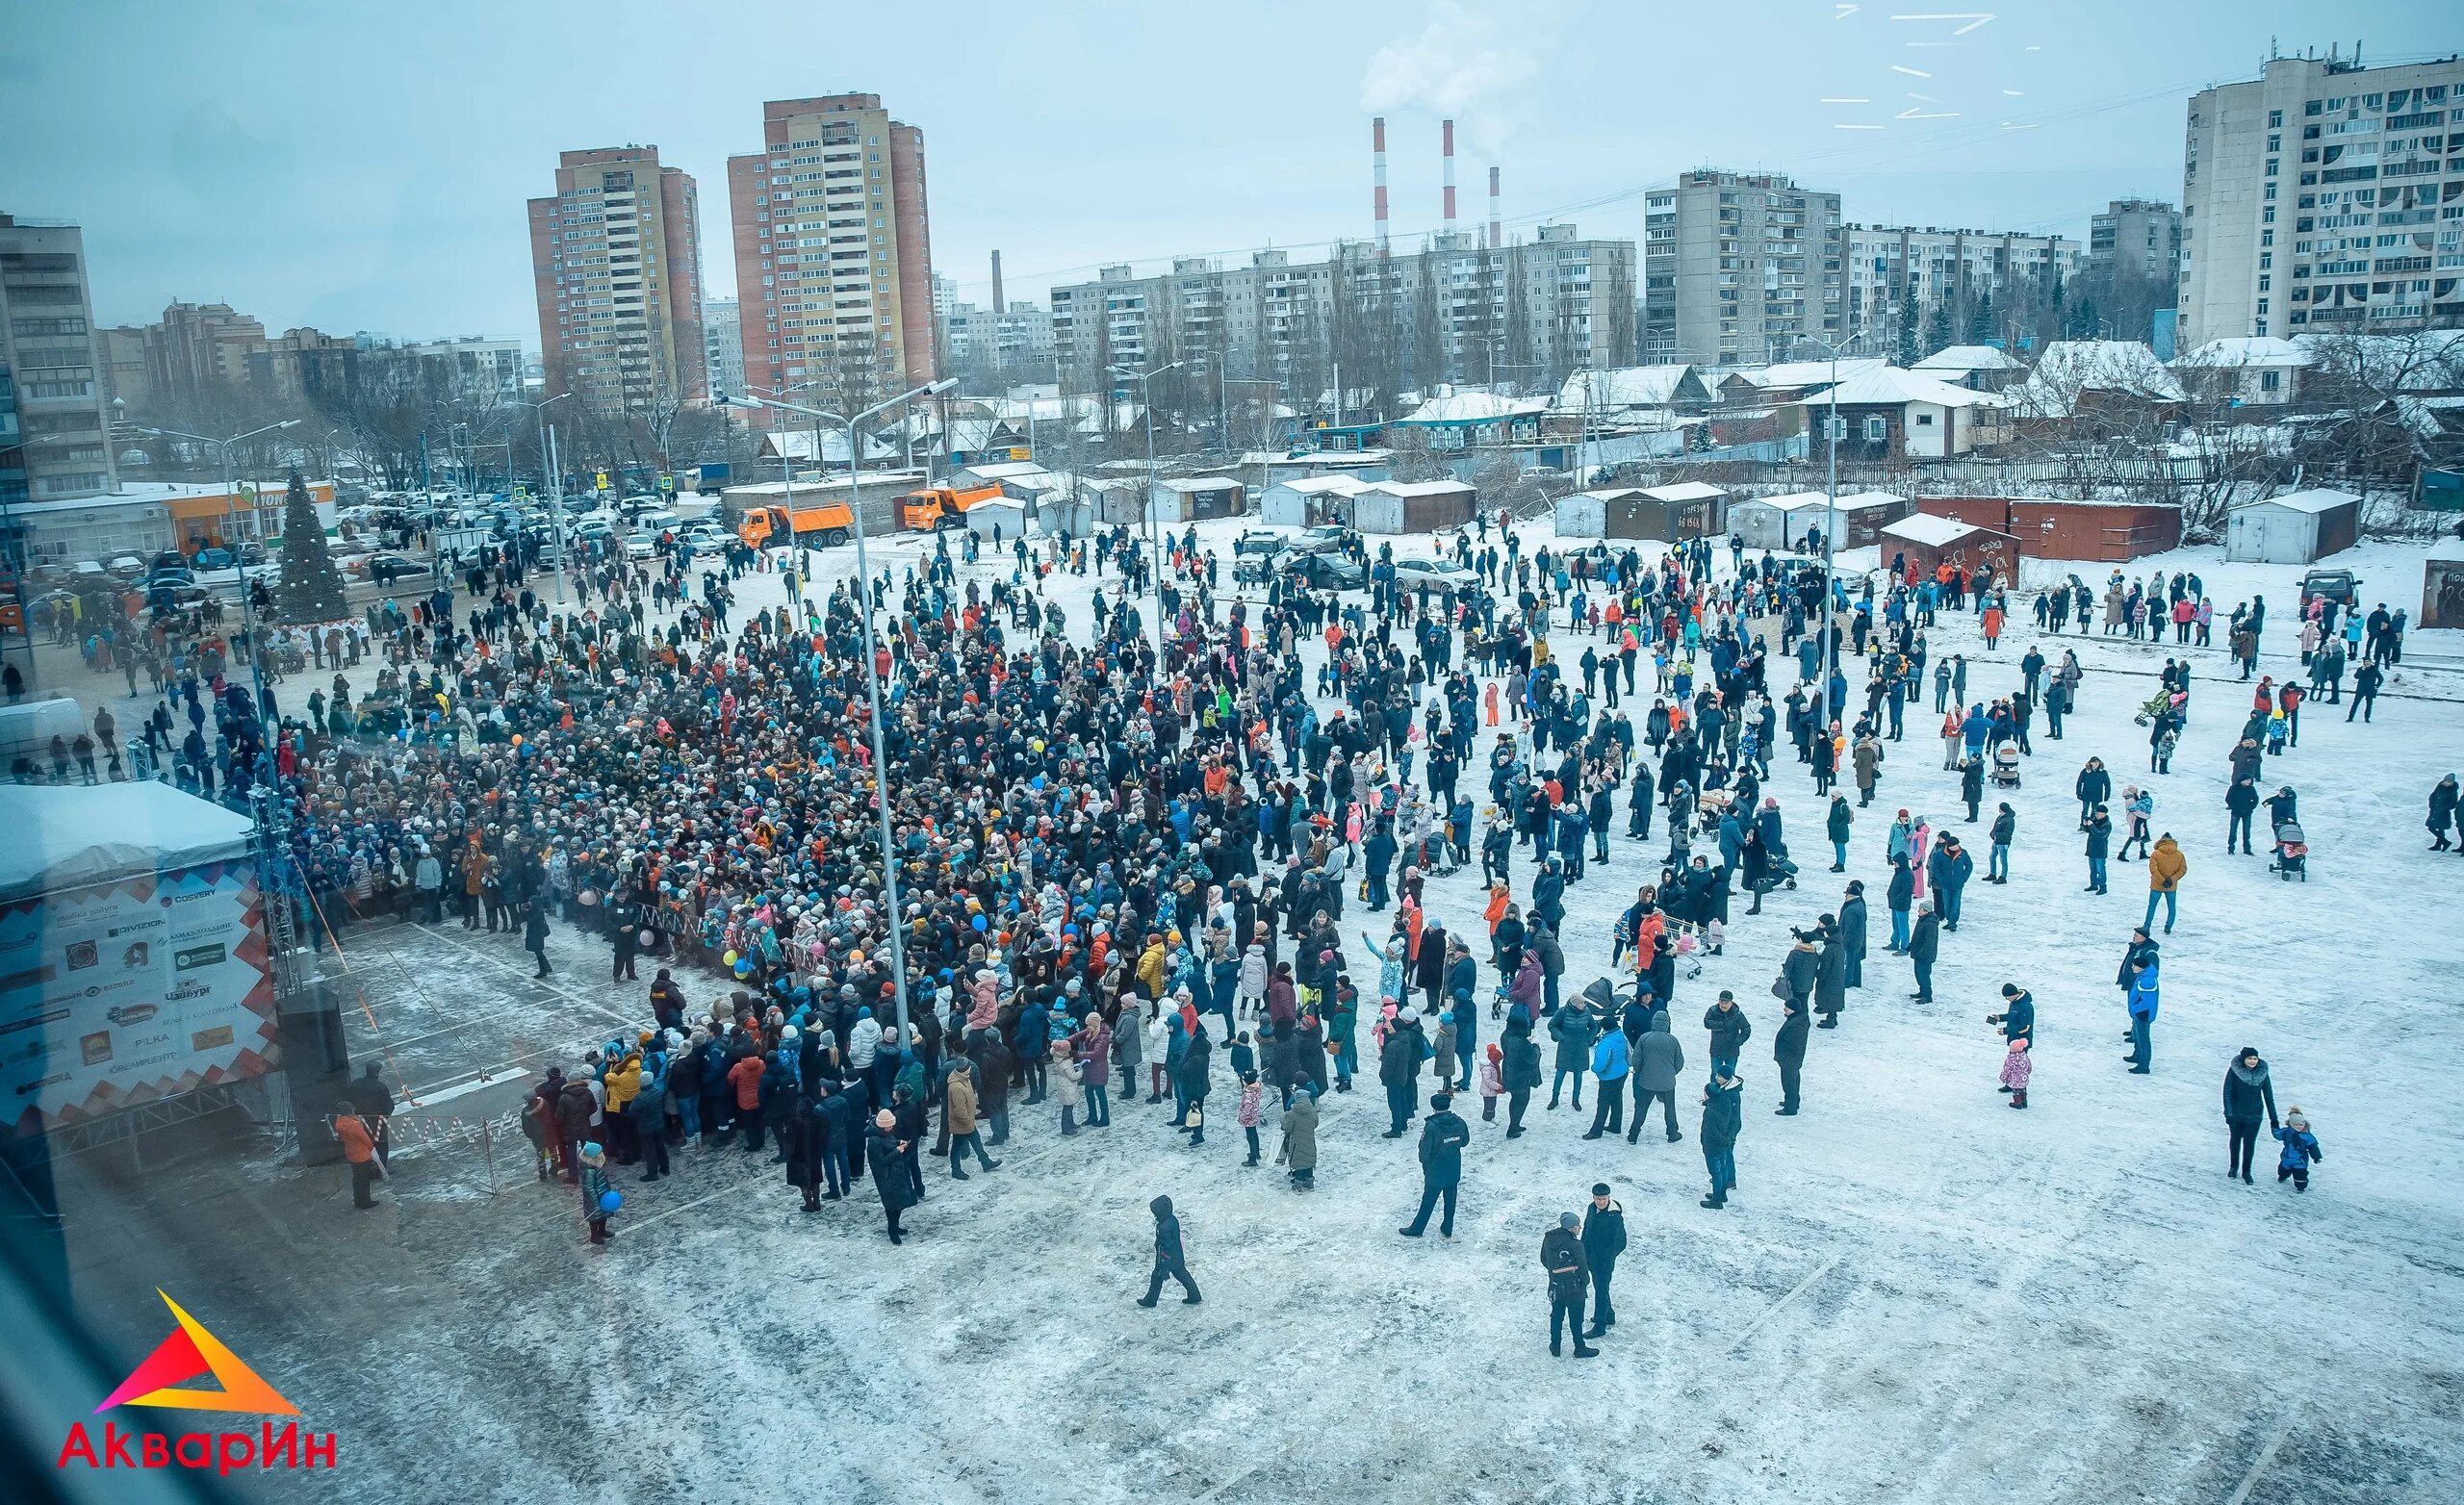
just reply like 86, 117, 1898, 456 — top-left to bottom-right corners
506, 392, 571, 599
141, 420, 300, 715
1788, 331, 1881, 692
725, 376, 957, 1037
1109, 360, 1181, 649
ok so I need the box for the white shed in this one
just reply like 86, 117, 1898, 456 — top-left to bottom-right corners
1726, 491, 1831, 549
2222, 489, 2361, 565
961, 498, 1028, 540
1346, 479, 1476, 535
1261, 474, 1371, 527
1149, 476, 1247, 523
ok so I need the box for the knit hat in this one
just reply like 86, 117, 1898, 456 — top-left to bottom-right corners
1558, 1212, 1579, 1231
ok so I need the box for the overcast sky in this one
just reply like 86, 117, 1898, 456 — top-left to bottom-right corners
3, 0, 2452, 347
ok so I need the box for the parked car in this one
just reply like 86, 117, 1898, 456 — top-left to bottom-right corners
2298, 569, 2361, 608
191, 547, 235, 572
1285, 551, 1365, 592
1392, 558, 1478, 597
107, 554, 148, 579
364, 552, 425, 585
623, 531, 658, 560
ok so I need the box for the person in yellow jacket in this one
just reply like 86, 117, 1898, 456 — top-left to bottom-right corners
1137, 933, 1168, 1002
601, 1052, 642, 1162
2144, 833, 2187, 934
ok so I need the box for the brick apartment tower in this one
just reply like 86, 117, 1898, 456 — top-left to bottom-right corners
526, 146, 709, 410
728, 94, 937, 425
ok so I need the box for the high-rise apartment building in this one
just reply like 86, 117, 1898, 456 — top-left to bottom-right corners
2089, 199, 2183, 286
726, 94, 936, 418
1643, 169, 1843, 366
0, 214, 116, 503
1843, 224, 2079, 350
2180, 53, 2464, 346
703, 297, 744, 400
1047, 226, 1633, 400
526, 146, 708, 410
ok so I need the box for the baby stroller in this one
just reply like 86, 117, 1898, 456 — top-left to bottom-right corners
1989, 741, 2022, 789
2269, 820, 2308, 881
1694, 786, 1734, 835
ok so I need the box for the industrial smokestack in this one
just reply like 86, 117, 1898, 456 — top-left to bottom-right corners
1442, 118, 1457, 234
1373, 116, 1390, 257
1488, 166, 1501, 250
990, 249, 1005, 316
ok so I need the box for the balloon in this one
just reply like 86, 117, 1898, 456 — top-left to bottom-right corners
733, 959, 754, 978
598, 1189, 622, 1214
971, 914, 988, 931
723, 950, 739, 966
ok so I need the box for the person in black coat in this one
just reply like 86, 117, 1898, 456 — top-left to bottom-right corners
1704, 990, 1752, 1076
1907, 902, 1940, 1004
1416, 922, 1450, 1015
1541, 1212, 1598, 1357
1401, 1094, 1472, 1237
1773, 998, 1810, 1114
1502, 1018, 1543, 1136
1838, 884, 1869, 988
785, 1090, 831, 1212
1138, 1194, 1202, 1305
864, 1110, 911, 1242
1578, 1186, 1628, 1339
2222, 1046, 2281, 1185
813, 1082, 855, 1197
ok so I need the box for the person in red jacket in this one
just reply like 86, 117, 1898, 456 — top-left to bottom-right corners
728, 1052, 767, 1152
2276, 681, 2305, 749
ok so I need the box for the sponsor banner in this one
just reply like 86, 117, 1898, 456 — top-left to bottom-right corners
0, 865, 278, 1133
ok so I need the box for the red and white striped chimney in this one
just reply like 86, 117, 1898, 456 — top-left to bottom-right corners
1442, 118, 1457, 234
1488, 165, 1502, 249
1373, 116, 1390, 257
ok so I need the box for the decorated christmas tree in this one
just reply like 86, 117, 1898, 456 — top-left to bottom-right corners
272, 468, 348, 624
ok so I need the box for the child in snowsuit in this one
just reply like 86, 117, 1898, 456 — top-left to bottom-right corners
1237, 1072, 1265, 1165
1478, 1042, 1504, 1122
1432, 1010, 1460, 1094
1998, 1037, 2032, 1109
579, 1141, 615, 1243
2273, 1110, 2323, 1191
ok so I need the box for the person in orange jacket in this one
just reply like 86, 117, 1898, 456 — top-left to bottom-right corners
334, 1102, 380, 1210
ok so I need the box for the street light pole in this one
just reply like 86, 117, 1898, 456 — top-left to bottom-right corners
1790, 331, 1878, 700
1110, 360, 1182, 651
510, 392, 572, 599
730, 377, 957, 1039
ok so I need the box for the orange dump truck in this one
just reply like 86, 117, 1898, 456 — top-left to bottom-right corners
896, 483, 1003, 532
737, 499, 858, 548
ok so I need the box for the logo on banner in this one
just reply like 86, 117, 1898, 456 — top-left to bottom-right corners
59, 1292, 337, 1475
98, 1291, 296, 1416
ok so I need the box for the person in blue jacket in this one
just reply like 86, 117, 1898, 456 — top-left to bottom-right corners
2124, 955, 2160, 1073
2272, 1110, 2323, 1191
1582, 1022, 1630, 1139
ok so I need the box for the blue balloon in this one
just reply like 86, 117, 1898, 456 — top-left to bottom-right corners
598, 1189, 622, 1214
733, 957, 754, 978
971, 914, 988, 931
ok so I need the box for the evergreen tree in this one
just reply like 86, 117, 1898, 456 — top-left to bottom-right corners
1922, 299, 1954, 359
273, 468, 348, 624
1895, 305, 1920, 367
1967, 289, 1994, 346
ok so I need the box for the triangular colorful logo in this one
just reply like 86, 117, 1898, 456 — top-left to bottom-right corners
95, 1291, 298, 1416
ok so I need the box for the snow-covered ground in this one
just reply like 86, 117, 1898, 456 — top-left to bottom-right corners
35, 514, 2464, 1504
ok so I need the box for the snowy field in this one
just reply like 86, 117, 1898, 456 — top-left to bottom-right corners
39, 510, 2464, 1505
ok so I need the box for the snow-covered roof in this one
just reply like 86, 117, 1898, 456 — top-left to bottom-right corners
2172, 337, 2314, 370
1364, 479, 1475, 497
1396, 391, 1551, 425
1882, 513, 1991, 548
1742, 489, 1904, 514
962, 461, 1049, 481
1728, 357, 1887, 392
2013, 341, 2187, 417
1557, 365, 1703, 410
2239, 488, 2359, 516
1641, 481, 1727, 503
1791, 366, 2005, 410
1155, 476, 1241, 493
1912, 344, 2023, 374
1269, 475, 1373, 497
